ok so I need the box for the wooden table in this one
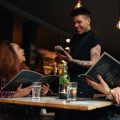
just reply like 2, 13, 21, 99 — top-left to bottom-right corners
0, 97, 112, 111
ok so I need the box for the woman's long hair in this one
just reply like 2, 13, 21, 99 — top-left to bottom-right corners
0, 40, 28, 81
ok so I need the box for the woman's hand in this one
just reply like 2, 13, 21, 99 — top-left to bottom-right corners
86, 75, 111, 95
111, 87, 120, 104
55, 45, 73, 63
12, 84, 32, 97
40, 83, 49, 96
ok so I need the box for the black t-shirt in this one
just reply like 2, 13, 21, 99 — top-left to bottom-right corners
68, 30, 101, 77
68, 30, 101, 97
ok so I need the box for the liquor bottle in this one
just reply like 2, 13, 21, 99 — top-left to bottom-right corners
59, 61, 70, 99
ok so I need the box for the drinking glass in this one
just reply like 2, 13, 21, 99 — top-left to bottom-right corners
32, 82, 41, 100
67, 82, 77, 101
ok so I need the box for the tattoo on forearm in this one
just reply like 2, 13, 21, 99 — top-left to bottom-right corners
71, 45, 101, 67
71, 59, 92, 67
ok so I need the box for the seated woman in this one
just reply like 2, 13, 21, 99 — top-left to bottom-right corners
86, 74, 120, 104
0, 40, 49, 120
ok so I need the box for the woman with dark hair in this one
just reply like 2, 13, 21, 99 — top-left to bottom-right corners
0, 40, 49, 120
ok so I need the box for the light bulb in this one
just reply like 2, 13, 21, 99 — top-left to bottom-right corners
65, 47, 70, 50
74, 0, 82, 9
66, 38, 71, 43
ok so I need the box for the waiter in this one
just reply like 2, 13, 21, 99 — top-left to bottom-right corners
55, 7, 101, 97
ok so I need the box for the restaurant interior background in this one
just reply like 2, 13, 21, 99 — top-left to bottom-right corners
0, 0, 120, 77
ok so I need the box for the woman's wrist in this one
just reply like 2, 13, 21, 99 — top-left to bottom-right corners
12, 93, 18, 98
106, 89, 114, 100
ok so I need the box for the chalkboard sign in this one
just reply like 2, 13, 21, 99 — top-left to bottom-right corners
79, 52, 120, 88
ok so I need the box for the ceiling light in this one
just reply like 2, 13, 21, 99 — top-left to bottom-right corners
66, 38, 71, 43
65, 47, 70, 50
74, 0, 82, 9
116, 18, 120, 30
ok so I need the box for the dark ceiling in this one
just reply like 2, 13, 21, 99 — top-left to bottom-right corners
0, 0, 120, 59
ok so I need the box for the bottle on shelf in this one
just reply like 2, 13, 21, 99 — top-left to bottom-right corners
59, 60, 70, 99
53, 62, 57, 75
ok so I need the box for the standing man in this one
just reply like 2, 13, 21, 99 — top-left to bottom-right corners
55, 7, 101, 98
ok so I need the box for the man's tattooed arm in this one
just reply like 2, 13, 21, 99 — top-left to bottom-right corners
70, 44, 101, 68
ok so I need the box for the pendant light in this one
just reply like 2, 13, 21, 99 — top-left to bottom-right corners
74, 0, 82, 9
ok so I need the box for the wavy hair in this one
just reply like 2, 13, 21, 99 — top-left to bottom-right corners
0, 40, 28, 81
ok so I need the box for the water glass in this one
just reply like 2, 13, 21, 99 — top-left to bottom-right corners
67, 82, 77, 101
32, 82, 41, 100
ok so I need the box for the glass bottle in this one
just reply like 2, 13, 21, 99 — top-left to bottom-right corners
59, 61, 70, 99
53, 62, 57, 75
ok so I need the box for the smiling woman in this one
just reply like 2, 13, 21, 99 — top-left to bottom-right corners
11, 43, 26, 63
0, 40, 49, 120
0, 40, 32, 120
0, 41, 29, 85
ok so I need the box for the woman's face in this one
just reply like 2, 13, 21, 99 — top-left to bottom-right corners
11, 43, 25, 63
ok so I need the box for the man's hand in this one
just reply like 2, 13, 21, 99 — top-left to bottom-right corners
55, 45, 73, 62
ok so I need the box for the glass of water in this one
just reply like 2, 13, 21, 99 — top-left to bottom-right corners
32, 82, 41, 100
67, 82, 77, 101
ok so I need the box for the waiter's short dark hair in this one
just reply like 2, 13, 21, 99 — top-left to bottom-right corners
71, 7, 91, 18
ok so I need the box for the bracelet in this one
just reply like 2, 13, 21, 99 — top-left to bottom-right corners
106, 89, 113, 100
